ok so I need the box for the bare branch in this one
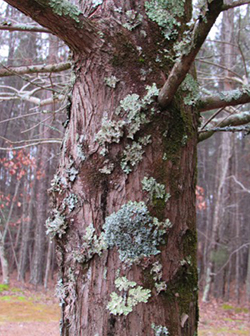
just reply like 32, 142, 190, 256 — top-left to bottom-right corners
199, 87, 250, 112
3, 0, 97, 53
229, 175, 250, 193
0, 23, 51, 33
0, 139, 62, 151
158, 0, 224, 107
0, 62, 71, 77
222, 0, 250, 11
198, 110, 250, 142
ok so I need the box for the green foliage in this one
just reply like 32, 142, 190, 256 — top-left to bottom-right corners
103, 201, 168, 262
0, 284, 9, 292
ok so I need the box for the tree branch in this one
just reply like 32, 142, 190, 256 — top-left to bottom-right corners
3, 0, 97, 53
198, 110, 250, 142
0, 23, 51, 33
158, 0, 224, 107
199, 87, 250, 112
0, 62, 71, 77
222, 0, 250, 11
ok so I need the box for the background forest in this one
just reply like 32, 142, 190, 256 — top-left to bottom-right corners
0, 0, 250, 307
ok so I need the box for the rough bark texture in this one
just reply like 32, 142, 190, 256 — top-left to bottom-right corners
46, 1, 199, 335
3, 0, 200, 335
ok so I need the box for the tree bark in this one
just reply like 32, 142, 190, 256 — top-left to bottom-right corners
43, 2, 199, 335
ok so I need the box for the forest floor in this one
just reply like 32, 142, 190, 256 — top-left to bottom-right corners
0, 278, 249, 335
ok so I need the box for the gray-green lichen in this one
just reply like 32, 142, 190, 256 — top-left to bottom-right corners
123, 10, 143, 31
116, 83, 159, 139
150, 261, 167, 294
151, 323, 169, 336
92, 0, 103, 8
145, 0, 185, 40
46, 210, 67, 238
142, 177, 170, 202
107, 276, 151, 316
103, 201, 168, 262
76, 144, 86, 162
73, 223, 107, 263
63, 194, 78, 212
99, 160, 114, 174
55, 278, 67, 306
181, 74, 200, 106
121, 139, 150, 174
37, 0, 82, 22
95, 116, 125, 156
220, 85, 250, 102
104, 75, 120, 88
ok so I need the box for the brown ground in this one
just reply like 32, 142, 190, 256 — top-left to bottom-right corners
0, 279, 249, 335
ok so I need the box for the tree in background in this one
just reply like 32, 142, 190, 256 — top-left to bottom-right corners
1, 0, 250, 335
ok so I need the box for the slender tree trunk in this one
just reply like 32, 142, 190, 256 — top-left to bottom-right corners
0, 231, 9, 284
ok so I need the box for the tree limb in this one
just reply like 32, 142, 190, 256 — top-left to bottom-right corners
3, 0, 97, 53
158, 0, 224, 107
222, 0, 250, 11
199, 87, 250, 112
0, 23, 51, 33
198, 110, 250, 142
0, 62, 71, 77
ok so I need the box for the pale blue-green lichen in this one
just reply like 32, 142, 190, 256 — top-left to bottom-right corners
219, 85, 250, 102
37, 0, 82, 22
151, 323, 169, 336
162, 153, 168, 161
180, 255, 192, 266
174, 29, 193, 59
76, 144, 86, 161
49, 174, 63, 193
103, 201, 168, 262
73, 223, 107, 263
55, 278, 67, 306
63, 194, 78, 212
116, 83, 159, 139
181, 74, 200, 106
150, 261, 167, 294
123, 10, 143, 31
145, 0, 185, 40
142, 177, 170, 202
66, 166, 78, 182
46, 210, 67, 238
121, 136, 151, 174
92, 0, 103, 8
99, 160, 114, 174
107, 276, 151, 316
95, 116, 125, 156
104, 76, 120, 88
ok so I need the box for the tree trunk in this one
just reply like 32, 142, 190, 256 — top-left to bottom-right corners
45, 2, 199, 335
